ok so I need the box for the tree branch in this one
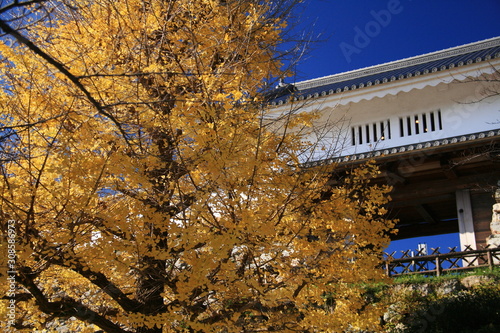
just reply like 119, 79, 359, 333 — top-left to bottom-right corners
0, 0, 49, 15
18, 267, 131, 333
45, 253, 143, 313
0, 18, 132, 146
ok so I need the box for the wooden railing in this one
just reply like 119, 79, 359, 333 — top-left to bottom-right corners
384, 245, 500, 277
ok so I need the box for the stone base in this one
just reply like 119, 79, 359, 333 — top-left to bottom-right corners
486, 234, 500, 247
491, 221, 500, 235
486, 235, 500, 264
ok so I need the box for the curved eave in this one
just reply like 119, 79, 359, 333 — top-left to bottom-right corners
271, 58, 500, 109
269, 37, 500, 108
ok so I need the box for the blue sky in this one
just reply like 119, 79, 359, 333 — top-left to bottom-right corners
287, 0, 500, 255
289, 0, 500, 82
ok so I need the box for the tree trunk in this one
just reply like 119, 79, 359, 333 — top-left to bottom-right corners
136, 256, 167, 333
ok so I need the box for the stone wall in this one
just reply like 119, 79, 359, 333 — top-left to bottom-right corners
380, 275, 500, 333
486, 182, 500, 249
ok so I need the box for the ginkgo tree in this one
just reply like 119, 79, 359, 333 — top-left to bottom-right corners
0, 0, 395, 332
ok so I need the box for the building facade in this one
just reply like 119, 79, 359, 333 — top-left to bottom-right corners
270, 37, 500, 250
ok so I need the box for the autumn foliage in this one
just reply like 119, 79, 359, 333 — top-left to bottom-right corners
0, 1, 394, 332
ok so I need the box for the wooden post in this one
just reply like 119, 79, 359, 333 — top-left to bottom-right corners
435, 257, 441, 277
487, 249, 493, 271
385, 261, 391, 277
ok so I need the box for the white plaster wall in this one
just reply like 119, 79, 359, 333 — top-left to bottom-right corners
270, 65, 500, 162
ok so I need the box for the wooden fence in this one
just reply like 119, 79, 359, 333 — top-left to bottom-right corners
383, 245, 500, 277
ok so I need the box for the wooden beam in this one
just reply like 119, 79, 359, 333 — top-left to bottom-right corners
415, 204, 438, 224
380, 162, 407, 185
384, 170, 406, 185
389, 171, 500, 202
389, 194, 455, 208
440, 158, 458, 180
392, 220, 459, 240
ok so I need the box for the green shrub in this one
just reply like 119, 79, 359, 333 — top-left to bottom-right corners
400, 286, 500, 333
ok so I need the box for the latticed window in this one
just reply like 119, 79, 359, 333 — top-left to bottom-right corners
351, 119, 391, 145
399, 110, 443, 137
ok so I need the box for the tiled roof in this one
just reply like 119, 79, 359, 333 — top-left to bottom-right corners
270, 37, 500, 106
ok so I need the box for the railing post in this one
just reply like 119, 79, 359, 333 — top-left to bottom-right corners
385, 261, 391, 277
435, 257, 441, 277
487, 249, 493, 271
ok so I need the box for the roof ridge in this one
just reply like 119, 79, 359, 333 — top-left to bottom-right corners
295, 36, 500, 91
